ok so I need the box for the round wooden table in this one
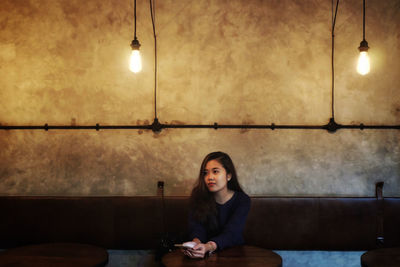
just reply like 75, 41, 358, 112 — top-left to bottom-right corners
0, 243, 108, 267
361, 247, 400, 267
162, 245, 282, 267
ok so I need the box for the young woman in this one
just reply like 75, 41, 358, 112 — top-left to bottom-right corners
183, 151, 251, 258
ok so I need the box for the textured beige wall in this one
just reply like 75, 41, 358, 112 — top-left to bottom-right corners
0, 0, 399, 196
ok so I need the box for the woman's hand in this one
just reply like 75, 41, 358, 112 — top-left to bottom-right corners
183, 243, 207, 258
182, 240, 217, 259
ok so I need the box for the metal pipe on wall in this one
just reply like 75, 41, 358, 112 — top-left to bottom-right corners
1, 119, 399, 133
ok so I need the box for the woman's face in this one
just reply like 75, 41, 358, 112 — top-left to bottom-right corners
203, 159, 231, 194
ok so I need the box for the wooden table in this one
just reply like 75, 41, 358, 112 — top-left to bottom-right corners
0, 243, 108, 267
361, 247, 400, 267
162, 245, 282, 267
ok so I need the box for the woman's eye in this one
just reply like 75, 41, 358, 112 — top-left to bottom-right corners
213, 170, 219, 174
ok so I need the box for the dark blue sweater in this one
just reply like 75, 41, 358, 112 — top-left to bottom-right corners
188, 191, 251, 250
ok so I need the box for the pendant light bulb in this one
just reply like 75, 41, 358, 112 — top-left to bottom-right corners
357, 40, 370, 75
129, 38, 142, 73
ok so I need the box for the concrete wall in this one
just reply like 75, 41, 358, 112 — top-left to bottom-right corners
1, 0, 399, 196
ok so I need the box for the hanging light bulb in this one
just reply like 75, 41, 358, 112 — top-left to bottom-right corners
129, 0, 141, 73
130, 38, 142, 73
357, 40, 370, 75
357, 0, 370, 75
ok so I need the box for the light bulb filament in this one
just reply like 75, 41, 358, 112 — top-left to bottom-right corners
357, 51, 370, 75
130, 49, 142, 73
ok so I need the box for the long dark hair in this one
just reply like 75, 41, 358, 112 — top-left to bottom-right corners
190, 152, 244, 230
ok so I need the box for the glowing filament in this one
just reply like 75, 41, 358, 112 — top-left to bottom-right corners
129, 50, 142, 73
357, 51, 370, 75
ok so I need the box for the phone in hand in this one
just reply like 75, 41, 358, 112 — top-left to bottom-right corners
174, 241, 196, 249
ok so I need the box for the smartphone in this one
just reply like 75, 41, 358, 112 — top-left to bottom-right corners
175, 241, 196, 249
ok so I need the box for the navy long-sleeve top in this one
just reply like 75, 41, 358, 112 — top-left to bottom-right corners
188, 191, 251, 250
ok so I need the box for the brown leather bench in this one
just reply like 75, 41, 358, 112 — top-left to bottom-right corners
0, 194, 399, 252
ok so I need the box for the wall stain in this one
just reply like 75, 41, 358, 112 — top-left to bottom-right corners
240, 119, 255, 134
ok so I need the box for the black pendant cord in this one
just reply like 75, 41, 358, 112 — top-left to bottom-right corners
331, 0, 340, 121
134, 0, 137, 38
149, 0, 161, 132
363, 0, 366, 40
150, 0, 157, 121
